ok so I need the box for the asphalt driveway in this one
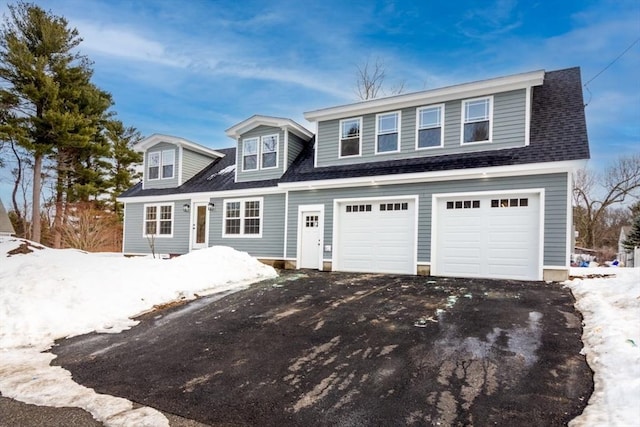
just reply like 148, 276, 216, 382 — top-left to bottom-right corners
52, 270, 592, 426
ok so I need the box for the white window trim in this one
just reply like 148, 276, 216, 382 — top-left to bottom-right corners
415, 104, 445, 150
338, 117, 363, 159
147, 149, 175, 181
374, 111, 402, 155
260, 134, 279, 170
242, 137, 259, 172
142, 202, 174, 238
222, 197, 264, 238
460, 95, 493, 145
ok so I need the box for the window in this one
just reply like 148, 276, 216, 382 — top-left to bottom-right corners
345, 204, 372, 213
380, 202, 408, 211
376, 112, 400, 153
261, 135, 278, 169
243, 138, 258, 171
462, 97, 492, 143
491, 198, 528, 208
417, 105, 443, 149
143, 203, 173, 237
340, 118, 361, 157
445, 200, 480, 209
223, 198, 262, 237
147, 150, 175, 180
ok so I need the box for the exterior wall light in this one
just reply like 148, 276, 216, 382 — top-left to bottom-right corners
182, 203, 190, 213
208, 202, 215, 211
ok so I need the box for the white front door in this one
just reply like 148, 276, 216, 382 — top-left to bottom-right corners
299, 210, 321, 269
191, 202, 209, 250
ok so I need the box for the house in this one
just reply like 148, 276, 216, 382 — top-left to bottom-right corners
618, 226, 638, 267
0, 199, 16, 236
118, 67, 590, 281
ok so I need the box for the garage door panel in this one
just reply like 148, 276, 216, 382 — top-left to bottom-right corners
336, 199, 416, 275
436, 193, 540, 280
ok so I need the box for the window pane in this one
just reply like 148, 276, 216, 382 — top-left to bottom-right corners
418, 128, 441, 148
145, 221, 156, 235
162, 150, 174, 166
245, 201, 260, 217
341, 119, 360, 138
466, 99, 489, 121
148, 166, 159, 180
159, 220, 172, 235
262, 135, 277, 153
262, 152, 277, 168
146, 206, 157, 220
162, 164, 173, 178
378, 113, 397, 133
419, 107, 441, 128
243, 154, 257, 170
226, 202, 240, 218
148, 152, 160, 167
160, 205, 172, 220
340, 138, 360, 156
377, 133, 398, 152
244, 139, 258, 155
225, 218, 240, 234
244, 218, 260, 234
463, 121, 489, 143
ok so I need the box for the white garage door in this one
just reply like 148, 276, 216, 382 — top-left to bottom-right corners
335, 199, 416, 274
435, 193, 541, 280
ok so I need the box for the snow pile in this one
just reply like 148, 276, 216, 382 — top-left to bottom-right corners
565, 267, 640, 426
0, 236, 277, 426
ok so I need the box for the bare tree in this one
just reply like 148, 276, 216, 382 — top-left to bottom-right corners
355, 57, 406, 100
573, 153, 640, 249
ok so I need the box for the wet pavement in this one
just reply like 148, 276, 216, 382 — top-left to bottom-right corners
52, 270, 593, 426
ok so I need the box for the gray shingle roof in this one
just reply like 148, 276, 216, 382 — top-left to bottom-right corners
120, 67, 589, 198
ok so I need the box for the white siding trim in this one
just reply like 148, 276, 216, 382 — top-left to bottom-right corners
177, 146, 184, 185
524, 86, 532, 146
283, 128, 289, 173
283, 191, 289, 259
121, 203, 127, 253
565, 172, 573, 268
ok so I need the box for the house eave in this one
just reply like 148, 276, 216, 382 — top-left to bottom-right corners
225, 115, 313, 140
279, 159, 586, 190
135, 134, 225, 158
116, 186, 284, 204
304, 69, 545, 122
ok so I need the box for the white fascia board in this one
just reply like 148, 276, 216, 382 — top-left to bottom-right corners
225, 115, 313, 140
304, 70, 545, 122
279, 159, 586, 190
116, 186, 284, 204
135, 134, 225, 158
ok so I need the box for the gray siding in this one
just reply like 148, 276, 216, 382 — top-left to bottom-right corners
123, 199, 191, 254
181, 148, 214, 183
236, 125, 285, 183
287, 132, 306, 170
316, 89, 527, 167
286, 173, 568, 267
144, 142, 180, 189
207, 193, 285, 258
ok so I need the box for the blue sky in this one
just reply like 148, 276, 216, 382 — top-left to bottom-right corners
0, 0, 639, 203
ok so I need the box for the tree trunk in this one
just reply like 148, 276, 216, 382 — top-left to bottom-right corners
10, 140, 23, 223
31, 153, 42, 243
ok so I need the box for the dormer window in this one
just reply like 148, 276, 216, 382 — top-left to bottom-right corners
417, 105, 444, 149
243, 137, 258, 170
462, 97, 492, 144
147, 150, 175, 180
375, 111, 400, 154
340, 117, 361, 157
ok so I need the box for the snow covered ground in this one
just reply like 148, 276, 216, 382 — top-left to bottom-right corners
565, 266, 640, 427
0, 236, 277, 426
1, 236, 638, 426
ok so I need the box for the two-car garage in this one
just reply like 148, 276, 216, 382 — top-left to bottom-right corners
330, 191, 542, 280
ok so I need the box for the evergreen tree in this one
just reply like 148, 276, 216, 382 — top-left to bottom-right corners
623, 214, 640, 251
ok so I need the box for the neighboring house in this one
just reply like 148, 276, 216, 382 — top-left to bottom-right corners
0, 199, 16, 236
118, 67, 590, 281
618, 226, 637, 267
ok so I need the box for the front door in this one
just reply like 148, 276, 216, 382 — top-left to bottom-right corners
191, 202, 209, 250
299, 210, 321, 269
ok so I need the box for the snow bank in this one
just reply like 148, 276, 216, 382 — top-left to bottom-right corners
565, 267, 640, 426
0, 236, 277, 426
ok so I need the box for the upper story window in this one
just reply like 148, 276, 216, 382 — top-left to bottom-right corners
376, 111, 400, 154
243, 137, 258, 171
261, 134, 278, 169
416, 105, 444, 149
223, 198, 262, 238
462, 97, 492, 144
339, 117, 361, 157
143, 203, 173, 237
242, 135, 279, 171
147, 150, 175, 180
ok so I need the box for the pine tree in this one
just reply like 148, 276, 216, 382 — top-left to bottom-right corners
623, 214, 640, 251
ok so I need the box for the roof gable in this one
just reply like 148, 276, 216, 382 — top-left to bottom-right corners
135, 134, 225, 158
225, 115, 313, 140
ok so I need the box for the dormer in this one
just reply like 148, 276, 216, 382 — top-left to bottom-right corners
225, 115, 313, 183
136, 134, 225, 190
